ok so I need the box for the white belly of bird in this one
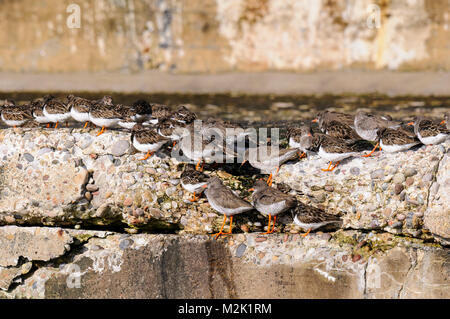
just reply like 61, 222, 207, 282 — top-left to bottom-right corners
118, 121, 136, 129
255, 200, 288, 216
207, 196, 252, 216
132, 136, 166, 153
144, 118, 158, 125
158, 129, 180, 140
294, 215, 336, 230
418, 132, 447, 145
181, 181, 207, 194
43, 107, 71, 123
71, 108, 90, 122
90, 116, 119, 128
380, 140, 419, 153
1, 114, 27, 126
318, 146, 355, 162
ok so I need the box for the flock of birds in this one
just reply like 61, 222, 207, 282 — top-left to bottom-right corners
0, 95, 449, 238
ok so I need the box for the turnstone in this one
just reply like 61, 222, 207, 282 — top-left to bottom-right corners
30, 98, 50, 126
171, 105, 197, 124
243, 146, 299, 185
42, 95, 71, 128
67, 94, 93, 128
312, 110, 355, 131
301, 128, 366, 172
157, 118, 186, 144
249, 179, 297, 234
204, 176, 254, 239
117, 105, 138, 130
147, 103, 171, 125
181, 164, 209, 202
1, 99, 32, 127
89, 96, 121, 136
131, 124, 170, 160
354, 110, 401, 157
408, 116, 448, 146
376, 127, 421, 153
293, 202, 342, 237
131, 99, 152, 122
319, 119, 360, 140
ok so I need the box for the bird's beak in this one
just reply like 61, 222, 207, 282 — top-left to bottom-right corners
311, 119, 318, 123
407, 121, 414, 126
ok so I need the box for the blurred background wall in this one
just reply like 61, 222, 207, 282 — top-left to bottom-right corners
1, 0, 449, 74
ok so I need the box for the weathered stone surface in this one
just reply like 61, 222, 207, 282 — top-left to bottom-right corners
0, 129, 448, 245
0, 228, 448, 299
278, 141, 449, 242
0, 226, 73, 267
424, 151, 450, 245
0, 0, 449, 73
0, 262, 32, 291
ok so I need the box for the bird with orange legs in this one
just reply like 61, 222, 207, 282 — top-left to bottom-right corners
42, 95, 71, 129
293, 202, 342, 237
295, 124, 367, 172
354, 110, 401, 157
407, 116, 449, 146
249, 179, 297, 235
131, 124, 170, 160
1, 99, 32, 128
204, 177, 254, 240
180, 163, 209, 202
67, 94, 93, 129
89, 96, 122, 136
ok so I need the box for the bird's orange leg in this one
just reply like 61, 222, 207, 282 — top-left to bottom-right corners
223, 216, 233, 235
212, 215, 227, 240
140, 151, 153, 161
268, 215, 277, 234
189, 192, 198, 202
97, 126, 105, 136
362, 142, 380, 157
267, 167, 280, 187
298, 151, 306, 159
54, 122, 59, 129
172, 141, 177, 147
266, 174, 273, 186
301, 228, 311, 237
440, 120, 446, 125
263, 214, 272, 235
195, 159, 202, 171
83, 121, 89, 129
46, 123, 51, 128
322, 161, 333, 171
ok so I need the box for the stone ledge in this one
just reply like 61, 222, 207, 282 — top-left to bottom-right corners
0, 128, 448, 245
0, 226, 448, 298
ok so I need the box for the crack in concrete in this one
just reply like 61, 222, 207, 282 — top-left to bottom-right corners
425, 151, 445, 209
397, 248, 417, 299
3, 232, 107, 295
